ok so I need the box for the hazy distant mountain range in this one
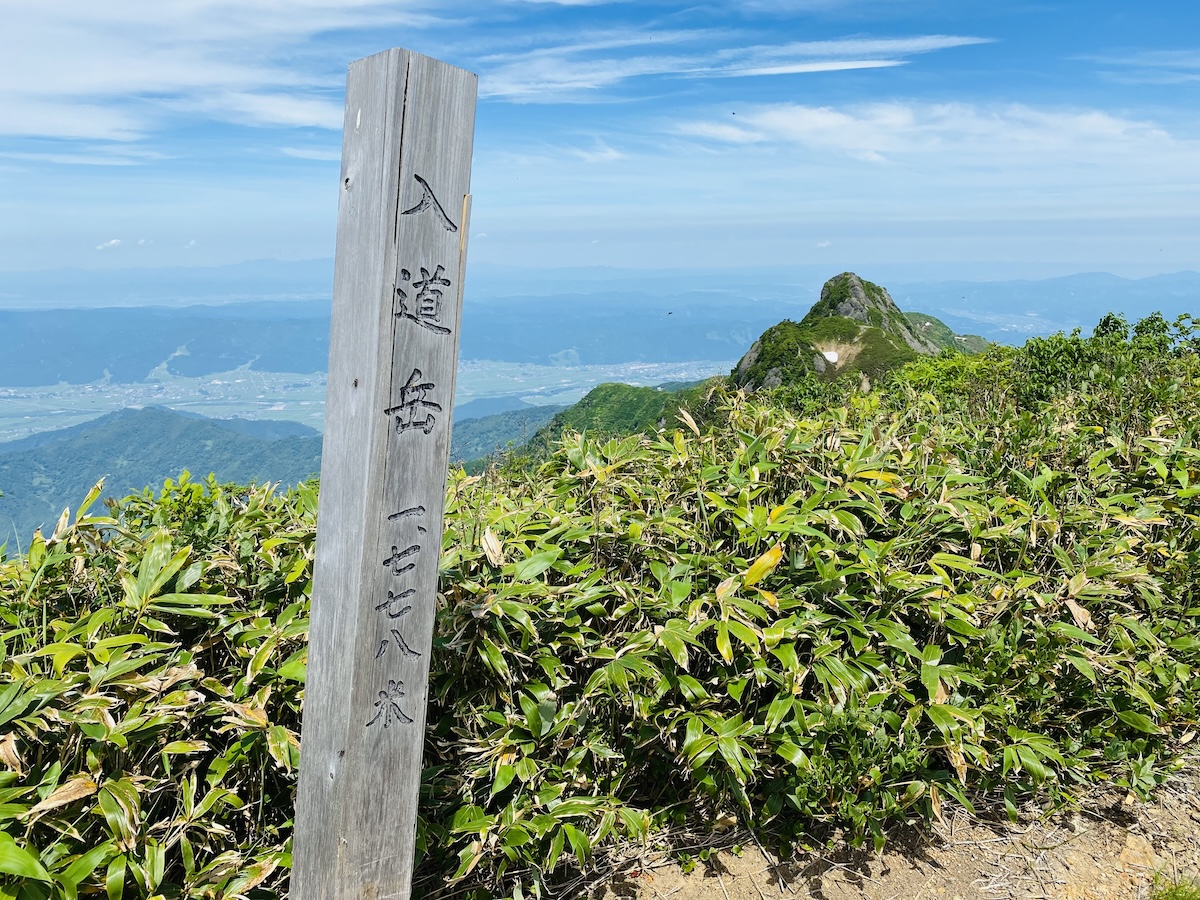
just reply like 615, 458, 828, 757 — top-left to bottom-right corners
6, 262, 1198, 547
3, 263, 1198, 387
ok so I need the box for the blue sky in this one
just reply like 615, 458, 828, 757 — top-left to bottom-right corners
1, 1, 1197, 279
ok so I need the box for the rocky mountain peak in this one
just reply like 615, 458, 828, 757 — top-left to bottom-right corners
731, 271, 979, 391
803, 272, 940, 355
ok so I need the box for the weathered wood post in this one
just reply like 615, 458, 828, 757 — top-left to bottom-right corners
292, 48, 476, 899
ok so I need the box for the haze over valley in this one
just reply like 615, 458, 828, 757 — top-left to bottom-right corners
3, 259, 1199, 547
5, 258, 1199, 444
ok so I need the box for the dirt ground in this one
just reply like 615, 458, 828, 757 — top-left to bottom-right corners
593, 756, 1200, 900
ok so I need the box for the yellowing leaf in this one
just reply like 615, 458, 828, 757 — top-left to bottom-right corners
744, 544, 783, 587
0, 733, 22, 776
481, 528, 505, 567
946, 744, 968, 785
1065, 597, 1095, 631
756, 589, 779, 611
715, 576, 738, 602
1068, 571, 1088, 597
49, 507, 70, 543
677, 407, 700, 437
712, 812, 738, 832
856, 470, 899, 483
28, 776, 98, 818
933, 679, 950, 705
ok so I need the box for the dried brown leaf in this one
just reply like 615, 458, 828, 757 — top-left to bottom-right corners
481, 528, 505, 567
1065, 596, 1095, 631
934, 679, 950, 705
28, 776, 97, 818
0, 733, 22, 775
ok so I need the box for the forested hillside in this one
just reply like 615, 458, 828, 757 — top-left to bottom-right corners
0, 403, 566, 546
1, 310, 1198, 899
0, 408, 321, 548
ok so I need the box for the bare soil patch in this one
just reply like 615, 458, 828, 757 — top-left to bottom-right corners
593, 755, 1200, 900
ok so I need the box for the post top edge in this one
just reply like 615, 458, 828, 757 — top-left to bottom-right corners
348, 47, 478, 82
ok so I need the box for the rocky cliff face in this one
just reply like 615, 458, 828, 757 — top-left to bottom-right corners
804, 272, 941, 355
732, 272, 971, 391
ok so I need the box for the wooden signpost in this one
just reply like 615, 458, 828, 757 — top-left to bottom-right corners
292, 48, 476, 899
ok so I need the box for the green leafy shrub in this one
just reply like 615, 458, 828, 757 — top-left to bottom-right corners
0, 475, 313, 898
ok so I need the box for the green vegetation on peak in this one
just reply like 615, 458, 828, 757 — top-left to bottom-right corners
800, 272, 938, 353
904, 311, 991, 354
732, 271, 964, 391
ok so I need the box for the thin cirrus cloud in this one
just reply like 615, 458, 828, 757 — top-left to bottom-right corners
676, 101, 1196, 169
479, 33, 989, 99
0, 0, 441, 140
282, 146, 345, 161
1088, 49, 1200, 84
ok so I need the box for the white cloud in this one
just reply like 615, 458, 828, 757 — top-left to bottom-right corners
282, 146, 344, 161
1088, 49, 1200, 85
468, 97, 1200, 256
676, 101, 1195, 169
3, 152, 137, 166
0, 1, 441, 140
192, 92, 345, 130
0, 145, 168, 166
480, 32, 989, 100
571, 140, 626, 162
817, 240, 832, 248
96, 239, 121, 250
726, 60, 902, 77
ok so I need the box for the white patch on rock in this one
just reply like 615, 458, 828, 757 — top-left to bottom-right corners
822, 350, 839, 363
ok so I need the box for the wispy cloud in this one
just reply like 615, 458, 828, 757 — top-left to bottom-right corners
569, 140, 627, 162
0, 144, 168, 167
1088, 48, 1200, 85
676, 101, 1194, 168
96, 239, 121, 250
480, 32, 989, 99
0, 1, 442, 140
515, 0, 633, 5
282, 146, 343, 161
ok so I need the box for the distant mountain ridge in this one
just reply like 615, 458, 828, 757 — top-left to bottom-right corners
0, 403, 566, 546
0, 406, 318, 455
3, 266, 1197, 387
0, 407, 324, 548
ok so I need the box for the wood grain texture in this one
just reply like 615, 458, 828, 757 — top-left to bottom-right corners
292, 47, 476, 900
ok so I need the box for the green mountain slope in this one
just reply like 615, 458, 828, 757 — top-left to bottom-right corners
0, 402, 582, 544
904, 311, 990, 354
515, 274, 989, 453
0, 407, 322, 547
525, 380, 717, 454
450, 404, 564, 462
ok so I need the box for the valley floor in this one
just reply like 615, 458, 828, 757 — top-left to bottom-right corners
596, 753, 1200, 900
